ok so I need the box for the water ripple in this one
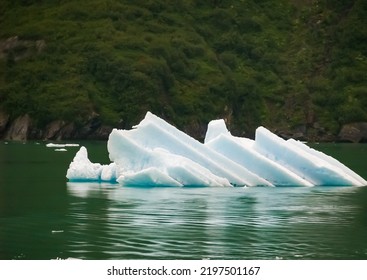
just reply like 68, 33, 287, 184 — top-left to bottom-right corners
49, 184, 367, 259
2, 184, 367, 259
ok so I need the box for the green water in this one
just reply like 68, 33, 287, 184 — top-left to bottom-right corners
0, 141, 367, 260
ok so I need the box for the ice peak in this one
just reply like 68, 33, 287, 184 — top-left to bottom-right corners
204, 119, 230, 144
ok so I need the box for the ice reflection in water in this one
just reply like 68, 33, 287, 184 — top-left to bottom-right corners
65, 183, 367, 260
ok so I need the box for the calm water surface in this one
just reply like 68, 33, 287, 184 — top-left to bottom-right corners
0, 141, 367, 260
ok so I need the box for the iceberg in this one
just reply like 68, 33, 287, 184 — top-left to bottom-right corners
108, 112, 271, 187
66, 112, 367, 187
66, 146, 117, 182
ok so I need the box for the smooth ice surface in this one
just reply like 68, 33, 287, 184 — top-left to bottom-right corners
66, 112, 366, 187
108, 112, 272, 187
287, 139, 367, 186
119, 168, 183, 187
206, 133, 313, 186
108, 129, 232, 187
204, 119, 230, 144
254, 127, 367, 186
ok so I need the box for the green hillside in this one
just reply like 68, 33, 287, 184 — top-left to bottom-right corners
1, 0, 366, 140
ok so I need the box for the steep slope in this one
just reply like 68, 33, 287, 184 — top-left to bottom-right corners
0, 0, 366, 141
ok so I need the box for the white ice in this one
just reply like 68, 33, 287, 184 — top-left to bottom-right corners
206, 133, 314, 187
47, 143, 79, 148
204, 119, 230, 143
254, 127, 367, 186
66, 146, 116, 182
108, 130, 232, 187
108, 112, 272, 187
66, 112, 367, 187
287, 138, 367, 186
54, 148, 67, 152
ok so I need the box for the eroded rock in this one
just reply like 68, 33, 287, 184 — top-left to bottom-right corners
0, 110, 9, 134
5, 114, 32, 141
338, 122, 367, 143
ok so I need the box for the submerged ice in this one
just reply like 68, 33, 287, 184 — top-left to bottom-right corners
66, 112, 367, 187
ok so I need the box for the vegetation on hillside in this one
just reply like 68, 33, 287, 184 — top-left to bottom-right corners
0, 0, 366, 139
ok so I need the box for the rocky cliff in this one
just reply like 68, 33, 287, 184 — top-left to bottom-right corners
1, 109, 366, 142
0, 110, 113, 141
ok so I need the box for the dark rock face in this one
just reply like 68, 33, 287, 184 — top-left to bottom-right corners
87, 125, 113, 140
0, 111, 9, 135
44, 120, 66, 140
42, 117, 112, 141
1, 113, 113, 141
338, 123, 367, 143
2, 112, 366, 143
56, 122, 76, 140
5, 114, 32, 141
270, 122, 334, 142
